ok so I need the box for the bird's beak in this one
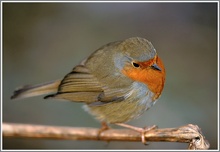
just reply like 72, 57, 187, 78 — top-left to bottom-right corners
151, 63, 161, 71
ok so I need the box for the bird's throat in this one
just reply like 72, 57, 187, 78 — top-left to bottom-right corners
122, 57, 165, 100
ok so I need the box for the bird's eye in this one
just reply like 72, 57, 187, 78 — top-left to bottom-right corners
132, 62, 140, 68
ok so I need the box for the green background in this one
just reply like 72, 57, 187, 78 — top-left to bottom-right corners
3, 2, 218, 149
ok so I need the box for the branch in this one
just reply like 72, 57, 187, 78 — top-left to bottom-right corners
3, 122, 209, 150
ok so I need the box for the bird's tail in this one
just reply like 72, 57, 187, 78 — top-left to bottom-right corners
11, 80, 61, 100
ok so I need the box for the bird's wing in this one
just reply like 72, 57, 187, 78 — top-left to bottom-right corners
45, 65, 103, 103
45, 65, 131, 105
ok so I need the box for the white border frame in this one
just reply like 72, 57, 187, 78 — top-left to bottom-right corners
0, 1, 219, 151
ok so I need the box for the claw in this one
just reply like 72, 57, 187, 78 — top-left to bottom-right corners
142, 132, 147, 145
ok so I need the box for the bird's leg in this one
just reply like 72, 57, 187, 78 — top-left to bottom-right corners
115, 123, 157, 144
97, 122, 110, 139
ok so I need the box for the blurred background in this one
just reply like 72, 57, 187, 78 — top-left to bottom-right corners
3, 2, 217, 150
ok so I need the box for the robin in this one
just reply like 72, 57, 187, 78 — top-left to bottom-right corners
11, 37, 166, 144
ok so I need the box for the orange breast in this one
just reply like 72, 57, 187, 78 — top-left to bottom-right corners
122, 56, 165, 100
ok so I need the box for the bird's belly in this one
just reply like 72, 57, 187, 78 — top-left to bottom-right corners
83, 82, 156, 123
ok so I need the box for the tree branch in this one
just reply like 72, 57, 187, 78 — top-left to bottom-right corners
3, 122, 209, 150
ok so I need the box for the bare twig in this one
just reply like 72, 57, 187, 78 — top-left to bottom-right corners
3, 122, 209, 150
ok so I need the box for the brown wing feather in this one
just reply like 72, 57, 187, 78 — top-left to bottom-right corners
45, 65, 103, 103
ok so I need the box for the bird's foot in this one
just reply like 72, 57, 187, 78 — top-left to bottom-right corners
97, 122, 110, 140
115, 123, 157, 145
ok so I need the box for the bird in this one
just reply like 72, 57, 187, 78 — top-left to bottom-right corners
11, 37, 166, 144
